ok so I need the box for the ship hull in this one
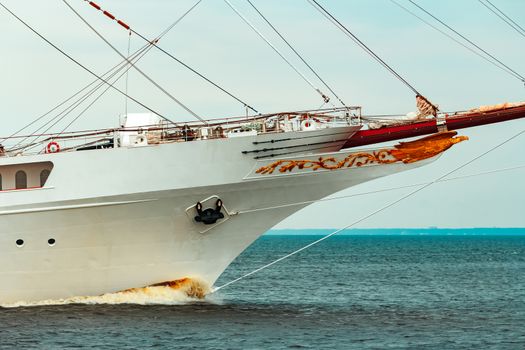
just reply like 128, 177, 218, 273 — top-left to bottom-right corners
0, 127, 440, 304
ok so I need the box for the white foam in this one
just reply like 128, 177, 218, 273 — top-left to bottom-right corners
1, 279, 212, 308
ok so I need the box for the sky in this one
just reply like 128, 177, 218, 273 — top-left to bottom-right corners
0, 0, 524, 228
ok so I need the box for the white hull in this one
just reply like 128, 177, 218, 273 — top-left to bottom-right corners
0, 127, 434, 304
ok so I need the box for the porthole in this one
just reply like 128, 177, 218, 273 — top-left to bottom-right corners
48, 238, 56, 247
16, 239, 24, 247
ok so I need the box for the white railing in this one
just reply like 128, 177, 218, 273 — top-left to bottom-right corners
0, 106, 362, 157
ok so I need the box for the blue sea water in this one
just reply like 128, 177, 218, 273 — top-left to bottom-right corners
1, 231, 524, 349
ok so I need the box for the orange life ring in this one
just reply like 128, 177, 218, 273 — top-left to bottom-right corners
46, 141, 60, 154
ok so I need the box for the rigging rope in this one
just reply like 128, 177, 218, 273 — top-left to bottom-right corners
389, 0, 523, 82
0, 1, 173, 124
0, 42, 150, 146
0, 75, 100, 145
407, 0, 525, 84
212, 128, 525, 293
2, 3, 197, 148
81, 0, 260, 114
224, 0, 330, 103
56, 46, 157, 138
478, 0, 525, 39
63, 0, 205, 124
8, 43, 155, 152
306, 0, 422, 96
224, 0, 331, 104
246, 0, 347, 108
233, 163, 525, 215
125, 31, 131, 117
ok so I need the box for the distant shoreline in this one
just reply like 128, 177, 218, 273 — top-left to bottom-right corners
266, 228, 525, 236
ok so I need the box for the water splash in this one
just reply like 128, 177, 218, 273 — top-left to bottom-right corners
1, 278, 211, 308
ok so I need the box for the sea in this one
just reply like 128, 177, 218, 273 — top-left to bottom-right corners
1, 229, 524, 349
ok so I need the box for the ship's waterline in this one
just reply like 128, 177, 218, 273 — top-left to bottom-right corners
1, 277, 210, 308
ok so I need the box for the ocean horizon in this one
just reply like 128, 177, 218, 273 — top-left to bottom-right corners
266, 227, 525, 235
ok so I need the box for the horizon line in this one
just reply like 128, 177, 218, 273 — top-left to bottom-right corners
266, 227, 525, 235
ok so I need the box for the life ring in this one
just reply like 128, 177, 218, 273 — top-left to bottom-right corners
46, 141, 60, 154
301, 119, 317, 131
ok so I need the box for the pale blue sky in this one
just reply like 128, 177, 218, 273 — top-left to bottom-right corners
1, 0, 524, 228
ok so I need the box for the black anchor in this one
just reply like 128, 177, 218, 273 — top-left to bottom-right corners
194, 199, 225, 225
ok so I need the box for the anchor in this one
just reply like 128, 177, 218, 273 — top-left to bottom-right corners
194, 199, 225, 225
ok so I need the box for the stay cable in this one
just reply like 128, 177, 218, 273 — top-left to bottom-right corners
0, 1, 173, 123
213, 128, 525, 292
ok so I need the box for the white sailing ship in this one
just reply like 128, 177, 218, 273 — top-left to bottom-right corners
1, 0, 523, 304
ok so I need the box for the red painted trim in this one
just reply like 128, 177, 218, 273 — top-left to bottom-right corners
343, 105, 525, 149
89, 1, 101, 10
103, 11, 116, 20
117, 20, 130, 30
446, 105, 525, 130
344, 120, 438, 148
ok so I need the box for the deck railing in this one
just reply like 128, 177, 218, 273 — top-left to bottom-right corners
0, 107, 362, 157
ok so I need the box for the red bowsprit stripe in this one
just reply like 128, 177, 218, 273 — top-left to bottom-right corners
103, 10, 116, 20
89, 1, 101, 10
117, 20, 130, 30
85, 1, 131, 32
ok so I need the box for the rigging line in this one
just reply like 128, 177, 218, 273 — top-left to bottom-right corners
28, 4, 189, 142
0, 2, 174, 124
223, 0, 331, 104
156, 0, 203, 39
478, 0, 525, 38
128, 32, 261, 115
389, 0, 522, 81
482, 0, 525, 35
80, 0, 259, 113
125, 31, 131, 117
307, 0, 421, 96
57, 61, 149, 137
235, 163, 525, 215
47, 45, 153, 131
86, 1, 261, 114
11, 42, 152, 151
241, 0, 338, 107
63, 0, 205, 124
7, 43, 153, 151
213, 128, 525, 293
317, 101, 330, 111
0, 78, 97, 145
9, 65, 129, 151
484, 0, 525, 34
0, 40, 154, 146
407, 0, 525, 83
58, 46, 158, 136
245, 0, 343, 106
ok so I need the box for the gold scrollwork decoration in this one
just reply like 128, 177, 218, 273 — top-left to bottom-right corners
256, 131, 468, 175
